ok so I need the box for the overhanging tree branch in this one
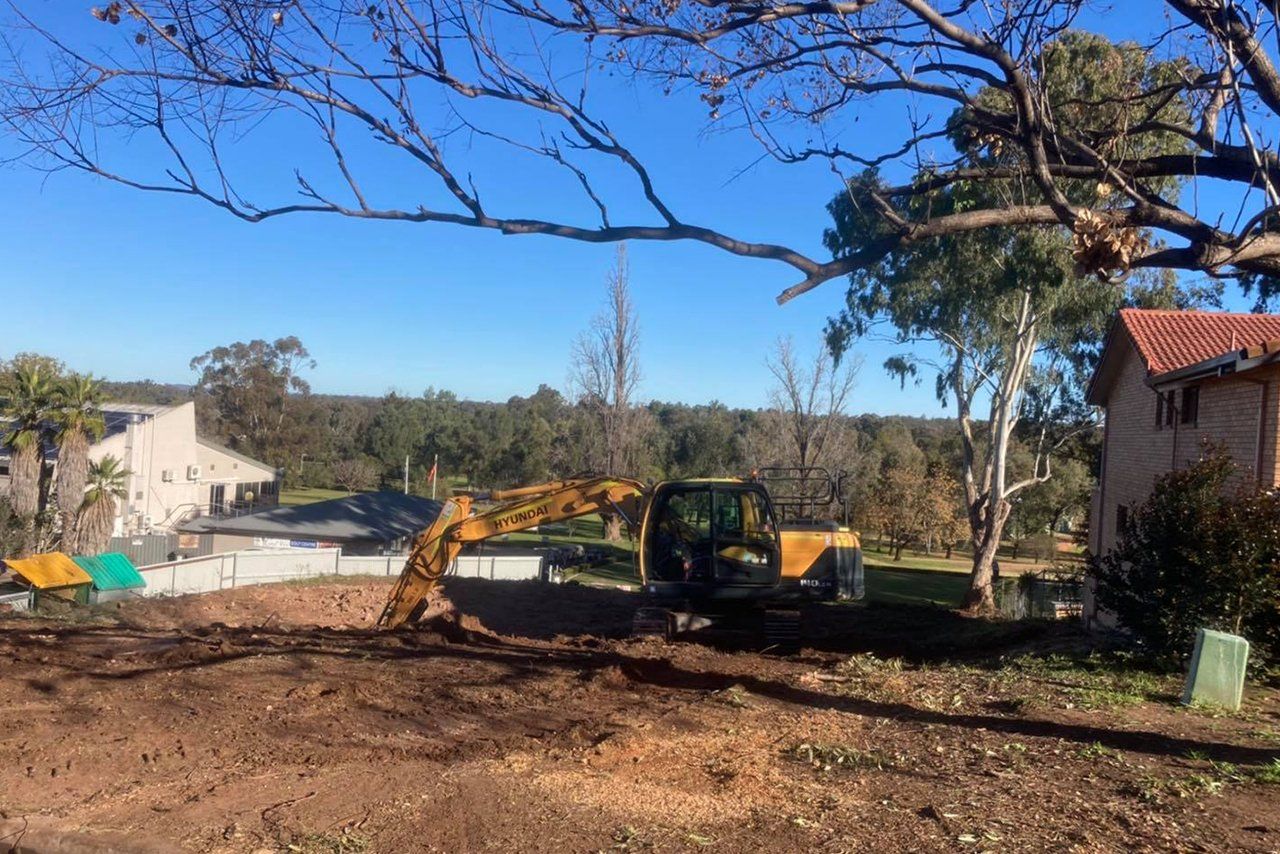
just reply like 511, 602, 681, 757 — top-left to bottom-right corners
2, 1, 1280, 302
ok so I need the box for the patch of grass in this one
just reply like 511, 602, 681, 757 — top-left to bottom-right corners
863, 566, 969, 607
281, 572, 387, 587
1251, 759, 1280, 784
1000, 652, 1170, 710
1078, 742, 1121, 760
715, 685, 753, 709
286, 832, 369, 853
791, 742, 900, 772
500, 515, 640, 589
609, 825, 653, 850
1071, 686, 1149, 710
838, 652, 905, 675
279, 487, 352, 506
1127, 758, 1274, 806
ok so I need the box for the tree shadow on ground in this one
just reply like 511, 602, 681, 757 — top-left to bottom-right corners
4, 610, 1275, 766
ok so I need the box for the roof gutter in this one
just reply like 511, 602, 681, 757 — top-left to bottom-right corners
1147, 341, 1280, 390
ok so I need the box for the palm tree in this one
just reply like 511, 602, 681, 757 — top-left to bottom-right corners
2, 366, 55, 552
52, 375, 105, 551
73, 455, 130, 555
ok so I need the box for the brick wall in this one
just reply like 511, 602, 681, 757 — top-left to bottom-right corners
1086, 330, 1280, 625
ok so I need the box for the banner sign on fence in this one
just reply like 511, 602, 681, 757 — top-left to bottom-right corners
253, 537, 341, 550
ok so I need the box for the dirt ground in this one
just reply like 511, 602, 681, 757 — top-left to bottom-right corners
0, 577, 1277, 853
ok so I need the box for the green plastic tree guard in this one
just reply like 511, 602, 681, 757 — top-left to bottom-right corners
1182, 628, 1249, 711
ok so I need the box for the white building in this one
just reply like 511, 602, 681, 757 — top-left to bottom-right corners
1, 401, 279, 536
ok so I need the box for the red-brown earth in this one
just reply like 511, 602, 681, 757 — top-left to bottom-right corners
0, 576, 1276, 853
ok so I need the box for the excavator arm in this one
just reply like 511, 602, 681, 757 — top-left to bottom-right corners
377, 476, 648, 628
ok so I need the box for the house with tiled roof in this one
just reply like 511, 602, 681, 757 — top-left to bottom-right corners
1084, 308, 1280, 625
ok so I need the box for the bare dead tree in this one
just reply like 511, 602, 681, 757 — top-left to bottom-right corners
5, 2, 1280, 302
763, 336, 861, 472
753, 338, 861, 519
571, 244, 648, 538
332, 458, 378, 493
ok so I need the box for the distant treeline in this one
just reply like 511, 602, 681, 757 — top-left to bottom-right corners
102, 376, 948, 487
100, 376, 1091, 544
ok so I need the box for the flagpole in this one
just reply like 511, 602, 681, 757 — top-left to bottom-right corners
431, 454, 438, 499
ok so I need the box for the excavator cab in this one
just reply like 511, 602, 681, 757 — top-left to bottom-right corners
639, 481, 782, 600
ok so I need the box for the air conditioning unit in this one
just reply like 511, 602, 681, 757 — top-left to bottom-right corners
186, 464, 202, 481
161, 469, 175, 482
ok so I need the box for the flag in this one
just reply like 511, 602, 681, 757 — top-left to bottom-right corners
426, 459, 438, 484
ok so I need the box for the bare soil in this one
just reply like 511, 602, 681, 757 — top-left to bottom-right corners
0, 577, 1277, 853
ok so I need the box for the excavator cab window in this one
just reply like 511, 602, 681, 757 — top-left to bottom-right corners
650, 487, 714, 582
710, 488, 778, 583
647, 485, 779, 586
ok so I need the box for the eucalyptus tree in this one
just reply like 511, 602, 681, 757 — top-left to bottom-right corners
819, 30, 1206, 613
825, 174, 1128, 613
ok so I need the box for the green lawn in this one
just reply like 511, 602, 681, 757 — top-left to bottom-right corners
279, 486, 352, 506
491, 514, 1023, 608
861, 541, 1080, 577
503, 515, 640, 586
864, 566, 968, 607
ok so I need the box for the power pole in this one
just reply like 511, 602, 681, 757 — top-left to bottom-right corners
431, 453, 439, 499
403, 455, 409, 495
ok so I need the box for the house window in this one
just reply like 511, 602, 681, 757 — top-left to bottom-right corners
1115, 504, 1129, 537
1181, 386, 1200, 426
1154, 392, 1163, 428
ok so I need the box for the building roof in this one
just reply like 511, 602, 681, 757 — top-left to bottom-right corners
72, 553, 146, 591
1087, 309, 1280, 404
196, 438, 278, 474
3, 553, 93, 589
1119, 308, 1280, 375
181, 491, 442, 543
104, 402, 174, 417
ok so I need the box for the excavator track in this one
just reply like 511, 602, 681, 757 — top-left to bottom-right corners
630, 606, 672, 639
763, 608, 802, 651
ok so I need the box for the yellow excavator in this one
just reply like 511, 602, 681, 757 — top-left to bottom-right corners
377, 472, 863, 643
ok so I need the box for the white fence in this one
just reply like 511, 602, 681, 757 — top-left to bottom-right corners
0, 590, 31, 612
137, 549, 544, 596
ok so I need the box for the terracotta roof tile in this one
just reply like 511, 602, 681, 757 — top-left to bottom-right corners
1119, 308, 1280, 375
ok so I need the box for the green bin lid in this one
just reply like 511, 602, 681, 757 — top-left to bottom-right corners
72, 553, 146, 591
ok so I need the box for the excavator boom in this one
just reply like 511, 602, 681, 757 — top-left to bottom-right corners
378, 476, 647, 627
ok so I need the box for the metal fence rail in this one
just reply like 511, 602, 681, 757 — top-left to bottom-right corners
997, 573, 1084, 620
136, 550, 544, 596
0, 590, 31, 612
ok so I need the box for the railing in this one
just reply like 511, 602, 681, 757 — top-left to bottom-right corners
136, 549, 545, 596
0, 590, 31, 612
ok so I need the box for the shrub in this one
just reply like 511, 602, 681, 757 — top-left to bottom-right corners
1092, 448, 1280, 666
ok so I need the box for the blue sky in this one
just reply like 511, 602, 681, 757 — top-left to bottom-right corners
0, 3, 1256, 414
